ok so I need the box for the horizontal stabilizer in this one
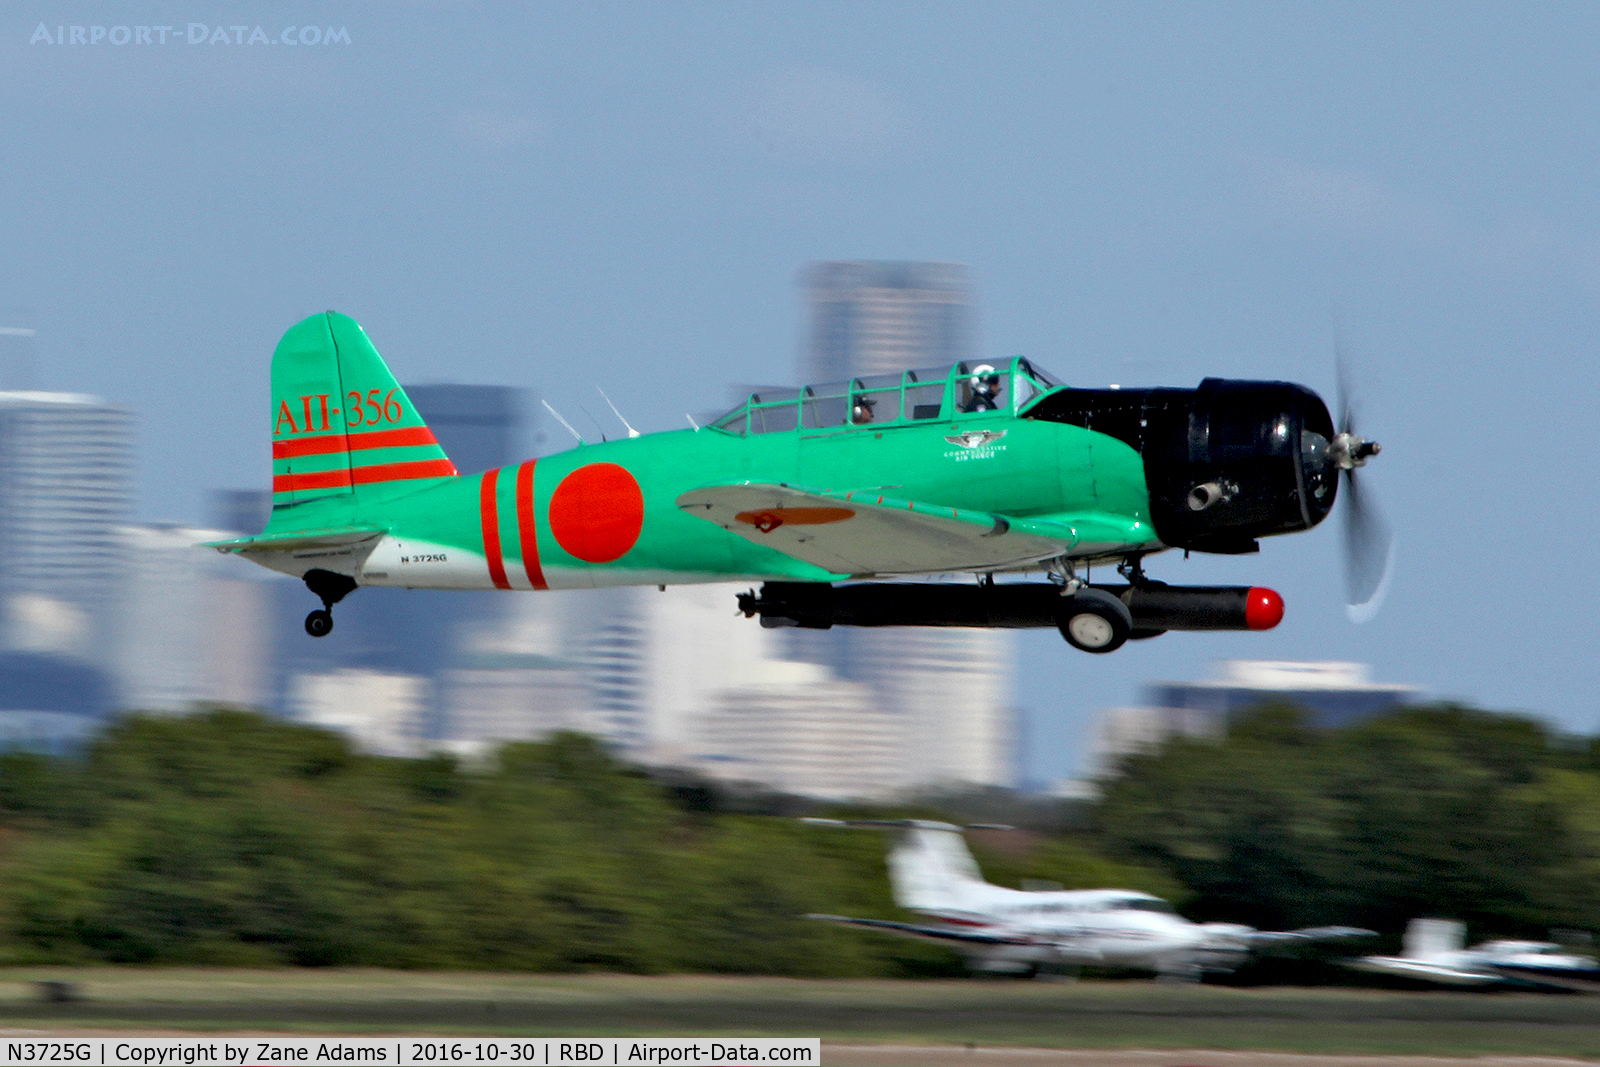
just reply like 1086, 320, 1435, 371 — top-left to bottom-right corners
203, 524, 383, 554
1248, 926, 1376, 946
677, 483, 1072, 576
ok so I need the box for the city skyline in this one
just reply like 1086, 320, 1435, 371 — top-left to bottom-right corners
6, 3, 1598, 781
0, 248, 1549, 784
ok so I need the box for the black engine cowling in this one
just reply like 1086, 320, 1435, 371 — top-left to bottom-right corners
1026, 378, 1338, 554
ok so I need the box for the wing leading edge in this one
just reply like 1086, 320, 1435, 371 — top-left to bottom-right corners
805, 914, 1032, 947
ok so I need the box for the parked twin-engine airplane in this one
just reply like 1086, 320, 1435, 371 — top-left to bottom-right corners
1343, 918, 1600, 991
803, 819, 1371, 980
213, 311, 1387, 650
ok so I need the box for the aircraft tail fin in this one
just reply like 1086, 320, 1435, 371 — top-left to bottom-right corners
802, 819, 1004, 912
1403, 918, 1466, 959
268, 311, 457, 517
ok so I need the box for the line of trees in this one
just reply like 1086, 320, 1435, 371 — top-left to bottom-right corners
1096, 703, 1600, 942
0, 710, 1157, 971
1, 702, 1595, 971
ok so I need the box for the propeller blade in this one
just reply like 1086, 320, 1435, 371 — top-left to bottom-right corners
1342, 467, 1392, 623
1334, 329, 1359, 436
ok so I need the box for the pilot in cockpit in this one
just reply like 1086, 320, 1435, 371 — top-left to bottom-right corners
961, 365, 1003, 412
850, 394, 878, 425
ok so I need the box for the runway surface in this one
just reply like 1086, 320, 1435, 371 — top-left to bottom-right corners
3, 972, 1600, 1060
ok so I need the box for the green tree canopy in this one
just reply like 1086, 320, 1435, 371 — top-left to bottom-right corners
1096, 702, 1600, 941
0, 710, 1158, 973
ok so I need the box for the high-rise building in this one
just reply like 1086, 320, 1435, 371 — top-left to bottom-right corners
0, 392, 135, 659
803, 262, 972, 383
404, 384, 523, 478
788, 261, 1015, 790
441, 651, 593, 756
694, 660, 896, 800
289, 668, 429, 757
0, 390, 133, 751
1089, 660, 1424, 780
0, 653, 110, 755
1142, 659, 1421, 730
581, 606, 651, 754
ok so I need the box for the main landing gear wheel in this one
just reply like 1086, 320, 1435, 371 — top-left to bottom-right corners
300, 569, 357, 639
1057, 588, 1132, 654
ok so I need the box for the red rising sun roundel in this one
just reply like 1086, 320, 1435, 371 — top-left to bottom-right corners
548, 463, 644, 564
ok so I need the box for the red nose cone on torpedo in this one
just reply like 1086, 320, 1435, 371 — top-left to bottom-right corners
1245, 587, 1284, 630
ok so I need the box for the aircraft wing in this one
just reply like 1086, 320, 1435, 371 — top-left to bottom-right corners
1485, 963, 1600, 992
1247, 926, 1376, 947
1341, 955, 1502, 986
676, 483, 1075, 576
805, 914, 1033, 947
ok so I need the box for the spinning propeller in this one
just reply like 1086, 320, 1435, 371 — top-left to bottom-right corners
1330, 346, 1392, 623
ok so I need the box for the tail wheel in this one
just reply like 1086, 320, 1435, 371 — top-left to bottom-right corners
1057, 588, 1132, 654
304, 609, 333, 638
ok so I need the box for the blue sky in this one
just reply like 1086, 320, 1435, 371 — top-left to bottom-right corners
5, 3, 1598, 779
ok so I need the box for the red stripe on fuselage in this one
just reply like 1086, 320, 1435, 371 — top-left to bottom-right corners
481, 469, 511, 590
272, 458, 457, 494
272, 426, 442, 459
515, 460, 547, 590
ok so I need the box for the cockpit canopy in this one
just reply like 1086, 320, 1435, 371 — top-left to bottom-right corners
710, 357, 1061, 436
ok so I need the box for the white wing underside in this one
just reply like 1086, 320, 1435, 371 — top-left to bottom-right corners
676, 483, 1073, 577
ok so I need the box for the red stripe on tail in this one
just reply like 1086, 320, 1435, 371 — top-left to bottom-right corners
274, 458, 454, 495
272, 469, 353, 493
273, 426, 441, 459
350, 458, 458, 485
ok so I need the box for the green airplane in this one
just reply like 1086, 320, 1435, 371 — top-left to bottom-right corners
211, 311, 1387, 653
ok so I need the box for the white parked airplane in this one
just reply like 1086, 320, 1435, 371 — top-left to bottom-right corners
804, 818, 1370, 981
1343, 918, 1600, 990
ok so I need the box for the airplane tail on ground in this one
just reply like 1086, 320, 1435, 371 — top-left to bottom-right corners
1404, 918, 1467, 959
267, 311, 458, 517
802, 819, 1002, 913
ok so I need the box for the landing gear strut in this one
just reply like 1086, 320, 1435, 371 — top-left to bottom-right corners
1046, 557, 1133, 653
302, 568, 357, 638
1117, 553, 1152, 587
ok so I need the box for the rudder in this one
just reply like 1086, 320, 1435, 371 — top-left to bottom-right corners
270, 312, 458, 511
885, 823, 990, 913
